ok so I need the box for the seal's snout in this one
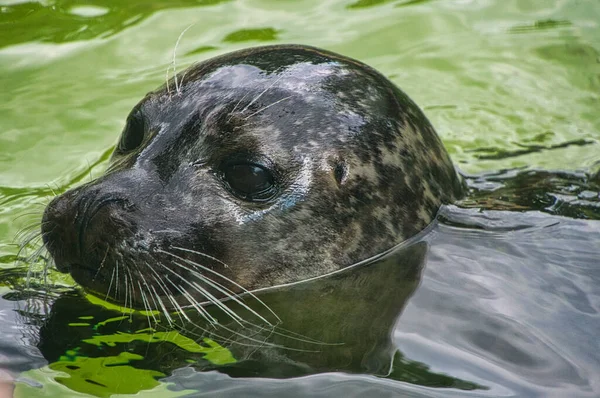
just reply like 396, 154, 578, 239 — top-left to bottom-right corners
42, 186, 137, 276
41, 190, 82, 273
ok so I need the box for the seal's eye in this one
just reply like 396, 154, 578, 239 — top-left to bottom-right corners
118, 110, 145, 153
222, 163, 277, 202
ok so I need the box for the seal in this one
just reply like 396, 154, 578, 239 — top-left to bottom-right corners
41, 44, 464, 314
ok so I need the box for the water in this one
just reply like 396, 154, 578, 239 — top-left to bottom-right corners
1, 0, 599, 396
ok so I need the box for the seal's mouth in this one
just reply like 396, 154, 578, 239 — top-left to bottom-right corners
40, 177, 263, 318
68, 263, 114, 299
69, 262, 101, 282
54, 242, 246, 312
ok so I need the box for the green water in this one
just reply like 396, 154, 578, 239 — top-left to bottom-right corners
1, 0, 599, 397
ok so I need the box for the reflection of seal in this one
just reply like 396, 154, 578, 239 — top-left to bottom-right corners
41, 44, 464, 313
34, 242, 432, 384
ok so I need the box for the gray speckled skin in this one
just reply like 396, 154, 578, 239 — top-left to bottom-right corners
41, 44, 464, 307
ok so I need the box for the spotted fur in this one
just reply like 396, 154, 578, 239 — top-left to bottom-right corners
42, 44, 464, 308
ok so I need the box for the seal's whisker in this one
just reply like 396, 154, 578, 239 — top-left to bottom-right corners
239, 72, 286, 115
44, 183, 58, 197
140, 262, 166, 318
179, 296, 326, 347
165, 68, 171, 97
177, 284, 218, 326
18, 237, 47, 283
155, 259, 244, 327
149, 274, 187, 324
137, 280, 154, 327
160, 249, 280, 324
142, 262, 165, 322
25, 241, 51, 288
170, 315, 267, 349
158, 250, 235, 292
16, 231, 42, 260
32, 240, 48, 257
164, 258, 339, 345
86, 159, 94, 182
42, 252, 48, 287
17, 229, 42, 250
197, 322, 283, 349
115, 260, 120, 300
168, 296, 188, 325
212, 322, 322, 353
245, 323, 276, 357
162, 281, 192, 324
226, 90, 252, 123
148, 282, 174, 327
148, 260, 218, 325
233, 319, 339, 346
242, 95, 292, 121
257, 324, 338, 345
125, 266, 135, 320
15, 225, 42, 246
93, 246, 110, 281
171, 314, 279, 350
12, 213, 42, 224
23, 244, 48, 271
14, 211, 43, 218
161, 250, 260, 319
133, 286, 161, 359
183, 267, 239, 304
163, 264, 327, 347
39, 223, 56, 244
104, 266, 116, 303
146, 264, 189, 325
178, 58, 196, 95
169, 259, 272, 327
123, 270, 130, 317
27, 237, 44, 257
185, 279, 244, 327
162, 255, 238, 299
171, 23, 195, 95
170, 246, 229, 268
162, 249, 278, 318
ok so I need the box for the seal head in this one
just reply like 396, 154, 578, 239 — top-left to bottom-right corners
41, 44, 464, 308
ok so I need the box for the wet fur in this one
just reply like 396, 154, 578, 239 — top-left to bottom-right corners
40, 44, 464, 323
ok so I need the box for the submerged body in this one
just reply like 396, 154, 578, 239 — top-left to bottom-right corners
41, 44, 463, 309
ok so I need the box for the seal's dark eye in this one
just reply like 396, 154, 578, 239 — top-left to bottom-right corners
118, 110, 145, 153
222, 163, 277, 202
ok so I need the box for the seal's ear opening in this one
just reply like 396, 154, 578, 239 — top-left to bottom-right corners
332, 158, 349, 186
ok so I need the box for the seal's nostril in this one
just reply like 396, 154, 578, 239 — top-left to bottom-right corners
41, 193, 83, 273
87, 196, 134, 222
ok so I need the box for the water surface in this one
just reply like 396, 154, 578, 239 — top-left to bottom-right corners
1, 0, 599, 396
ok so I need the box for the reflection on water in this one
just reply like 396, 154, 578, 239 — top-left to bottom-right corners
8, 240, 482, 396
